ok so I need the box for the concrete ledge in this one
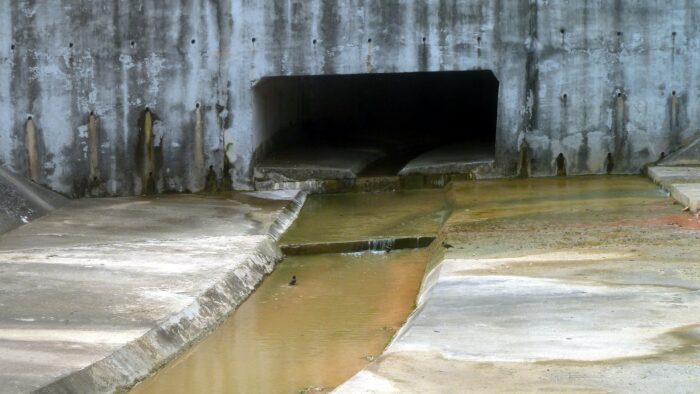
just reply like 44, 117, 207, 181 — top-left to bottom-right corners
281, 236, 436, 256
667, 183, 700, 211
0, 191, 307, 394
647, 166, 700, 187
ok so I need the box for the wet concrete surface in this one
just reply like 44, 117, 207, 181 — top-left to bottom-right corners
0, 191, 299, 394
337, 176, 700, 393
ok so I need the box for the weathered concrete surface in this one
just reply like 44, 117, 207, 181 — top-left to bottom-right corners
667, 183, 700, 212
337, 176, 700, 393
0, 190, 304, 394
3, 2, 700, 193
648, 166, 700, 187
659, 139, 700, 166
254, 146, 384, 182
647, 166, 700, 211
399, 144, 496, 178
0, 166, 67, 234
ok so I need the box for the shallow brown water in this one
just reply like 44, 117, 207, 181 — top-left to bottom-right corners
130, 249, 428, 394
280, 189, 448, 245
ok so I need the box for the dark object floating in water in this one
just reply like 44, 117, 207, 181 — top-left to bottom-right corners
442, 241, 453, 249
289, 275, 297, 286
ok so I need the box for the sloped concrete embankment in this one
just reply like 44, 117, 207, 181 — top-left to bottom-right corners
0, 166, 67, 234
32, 192, 307, 394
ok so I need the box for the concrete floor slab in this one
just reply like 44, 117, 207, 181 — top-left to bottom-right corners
647, 166, 700, 187
0, 191, 303, 394
254, 146, 385, 182
336, 176, 700, 393
667, 183, 700, 211
398, 143, 496, 178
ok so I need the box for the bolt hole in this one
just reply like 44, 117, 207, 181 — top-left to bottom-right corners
560, 28, 566, 34
562, 93, 568, 99
191, 39, 196, 44
672, 90, 677, 96
367, 38, 372, 43
617, 31, 622, 36
422, 36, 426, 43
196, 103, 200, 109
672, 31, 677, 36
27, 116, 32, 120
11, 44, 15, 50
251, 37, 256, 43
69, 42, 73, 48
312, 39, 317, 45
477, 36, 482, 42
90, 111, 94, 116
617, 92, 622, 98
130, 41, 135, 47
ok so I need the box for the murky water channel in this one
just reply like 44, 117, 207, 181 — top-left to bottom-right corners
131, 190, 448, 393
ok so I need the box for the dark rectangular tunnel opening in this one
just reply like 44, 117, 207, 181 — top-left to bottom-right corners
253, 70, 499, 182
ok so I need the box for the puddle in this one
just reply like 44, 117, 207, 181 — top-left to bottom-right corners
130, 249, 428, 394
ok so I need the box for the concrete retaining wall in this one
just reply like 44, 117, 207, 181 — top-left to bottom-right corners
2, 1, 699, 194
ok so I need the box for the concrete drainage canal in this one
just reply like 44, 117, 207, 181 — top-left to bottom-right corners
130, 189, 449, 393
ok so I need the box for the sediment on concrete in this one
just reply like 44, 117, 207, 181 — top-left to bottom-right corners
33, 192, 307, 394
281, 236, 436, 256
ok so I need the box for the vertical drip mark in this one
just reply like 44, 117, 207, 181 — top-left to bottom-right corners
25, 117, 40, 183
670, 92, 679, 149
518, 141, 530, 178
613, 93, 627, 164
88, 112, 99, 181
193, 104, 205, 185
143, 109, 156, 195
366, 38, 373, 73
556, 153, 567, 176
605, 152, 614, 174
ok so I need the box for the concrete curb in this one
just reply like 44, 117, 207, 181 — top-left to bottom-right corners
33, 191, 308, 394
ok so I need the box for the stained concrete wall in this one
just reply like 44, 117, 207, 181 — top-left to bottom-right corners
1, 1, 699, 194
0, 1, 230, 196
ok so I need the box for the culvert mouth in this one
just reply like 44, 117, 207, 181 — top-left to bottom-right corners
252, 70, 500, 190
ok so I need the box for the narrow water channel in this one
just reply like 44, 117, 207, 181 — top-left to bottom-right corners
131, 190, 448, 393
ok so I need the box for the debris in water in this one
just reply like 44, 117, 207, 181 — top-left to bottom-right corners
442, 241, 453, 249
289, 275, 297, 286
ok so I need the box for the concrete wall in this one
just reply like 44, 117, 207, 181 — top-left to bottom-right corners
1, 1, 698, 194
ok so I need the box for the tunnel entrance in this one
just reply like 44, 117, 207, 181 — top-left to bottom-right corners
253, 70, 499, 187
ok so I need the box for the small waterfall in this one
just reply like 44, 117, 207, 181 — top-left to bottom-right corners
368, 238, 395, 253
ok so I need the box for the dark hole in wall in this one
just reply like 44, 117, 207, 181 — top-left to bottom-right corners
253, 70, 499, 176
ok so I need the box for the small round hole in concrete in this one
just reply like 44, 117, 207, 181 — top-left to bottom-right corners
560, 28, 566, 34
11, 44, 15, 50
617, 92, 622, 98
69, 42, 73, 48
27, 116, 33, 120
562, 94, 568, 99
130, 41, 135, 47
422, 37, 426, 43
367, 38, 372, 43
672, 91, 677, 96
617, 31, 622, 36
313, 39, 317, 45
252, 37, 256, 43
196, 103, 200, 109
672, 32, 677, 36
191, 39, 196, 44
